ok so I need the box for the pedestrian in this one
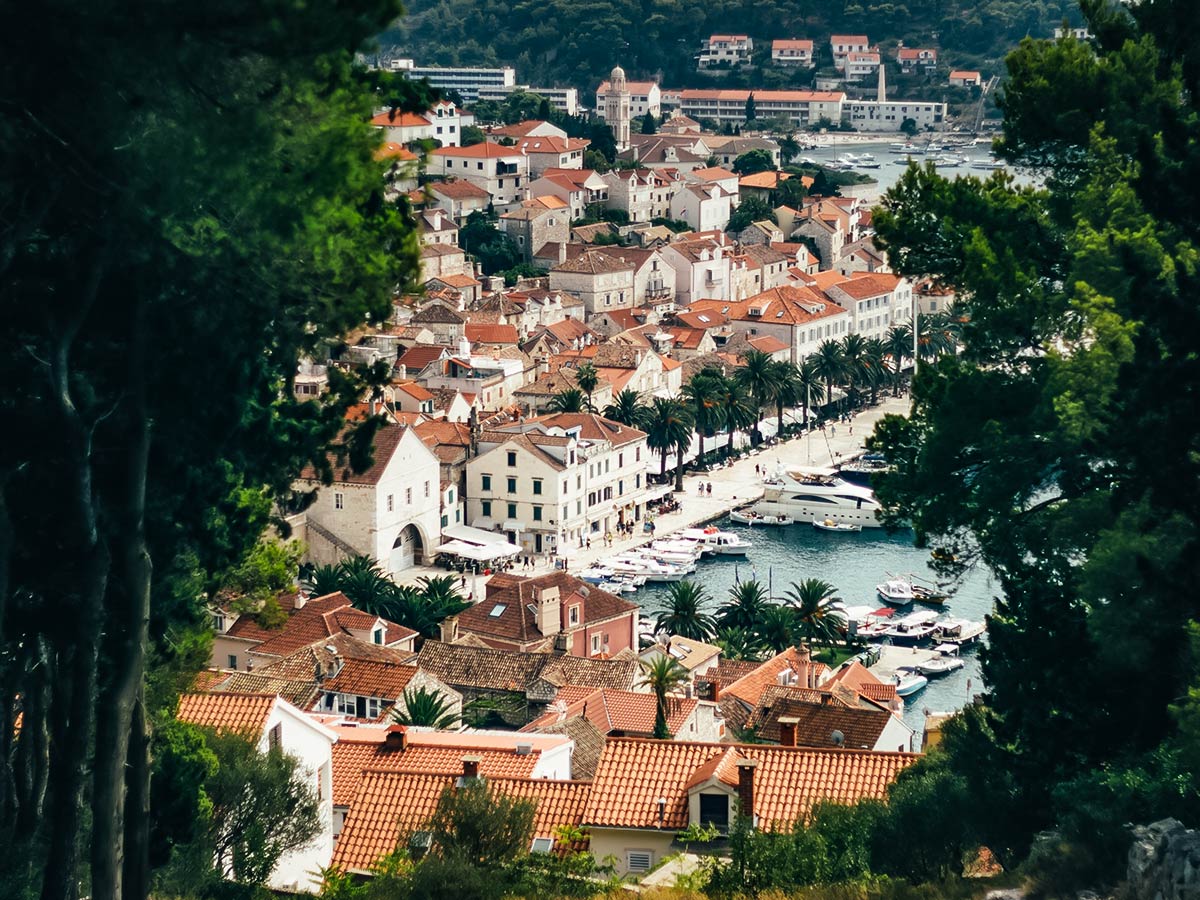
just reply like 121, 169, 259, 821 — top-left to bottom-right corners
831, 424, 836, 436
586, 537, 591, 549
755, 463, 760, 476
848, 424, 853, 435
707, 483, 713, 497
460, 574, 466, 590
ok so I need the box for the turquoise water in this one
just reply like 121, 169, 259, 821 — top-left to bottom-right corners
634, 519, 994, 735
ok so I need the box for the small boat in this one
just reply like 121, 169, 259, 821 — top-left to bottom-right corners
579, 567, 615, 584
813, 518, 863, 533
888, 142, 916, 153
608, 557, 689, 582
730, 508, 795, 526
970, 158, 1004, 170
893, 667, 929, 697
933, 155, 963, 168
678, 527, 751, 556
881, 610, 941, 645
649, 539, 707, 559
598, 580, 637, 594
842, 605, 894, 640
932, 617, 986, 645
876, 576, 948, 606
855, 160, 881, 169
892, 156, 919, 165
916, 644, 966, 676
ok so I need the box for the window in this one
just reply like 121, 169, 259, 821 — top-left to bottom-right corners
448, 488, 455, 503
562, 479, 568, 493
482, 474, 492, 490
531, 838, 555, 854
562, 505, 568, 519
387, 494, 394, 512
507, 477, 517, 493
424, 481, 430, 498
636, 447, 641, 462
406, 487, 412, 505
227, 654, 238, 669
636, 473, 642, 488
268, 723, 282, 752
618, 479, 624, 496
533, 506, 543, 521
373, 627, 385, 645
365, 697, 382, 719
533, 479, 543, 495
490, 603, 507, 617
507, 451, 517, 466
441, 514, 449, 527
591, 633, 601, 654
507, 503, 517, 519
699, 794, 730, 830
482, 500, 492, 516
569, 605, 580, 625
334, 492, 344, 510
627, 851, 653, 873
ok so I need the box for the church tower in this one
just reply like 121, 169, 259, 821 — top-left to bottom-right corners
605, 64, 632, 151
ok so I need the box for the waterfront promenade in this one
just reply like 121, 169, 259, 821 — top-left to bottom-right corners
396, 394, 911, 592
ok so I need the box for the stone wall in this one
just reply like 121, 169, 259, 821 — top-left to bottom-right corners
1128, 819, 1200, 900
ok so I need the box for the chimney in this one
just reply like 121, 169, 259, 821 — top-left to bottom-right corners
440, 614, 459, 643
293, 591, 308, 610
535, 585, 562, 636
384, 724, 409, 752
735, 759, 758, 825
462, 755, 482, 779
778, 716, 799, 748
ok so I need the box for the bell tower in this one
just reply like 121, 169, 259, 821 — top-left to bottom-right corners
605, 64, 632, 151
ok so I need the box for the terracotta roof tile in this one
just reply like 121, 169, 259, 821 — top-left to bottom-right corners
524, 687, 697, 737
827, 272, 902, 300
465, 323, 520, 344
211, 672, 320, 709
226, 593, 416, 659
333, 771, 592, 871
415, 641, 639, 694
178, 692, 275, 736
722, 647, 829, 706
428, 180, 492, 200
585, 737, 918, 830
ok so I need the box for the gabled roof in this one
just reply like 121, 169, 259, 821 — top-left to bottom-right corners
744, 684, 896, 748
532, 715, 607, 780
210, 671, 320, 709
827, 272, 901, 300
431, 143, 526, 159
585, 737, 918, 830
524, 686, 698, 737
487, 119, 561, 138
397, 344, 451, 372
225, 592, 416, 658
739, 170, 790, 190
370, 111, 431, 128
718, 285, 847, 326
297, 423, 428, 487
551, 249, 634, 275
688, 166, 738, 183
333, 770, 592, 871
428, 180, 492, 200
395, 381, 434, 401
521, 411, 647, 446
415, 640, 640, 694
178, 692, 276, 736
513, 136, 590, 154
824, 660, 898, 703
465, 323, 520, 345
374, 142, 419, 162
412, 302, 466, 324
721, 647, 829, 707
773, 39, 814, 51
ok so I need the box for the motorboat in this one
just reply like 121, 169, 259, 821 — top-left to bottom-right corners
730, 508, 795, 526
970, 158, 1004, 170
881, 610, 941, 645
836, 453, 890, 487
893, 667, 929, 697
579, 567, 615, 584
933, 155, 964, 168
677, 527, 751, 556
649, 539, 708, 559
842, 605, 894, 640
888, 142, 916, 153
855, 160, 881, 169
607, 557, 689, 582
892, 156, 919, 165
754, 465, 884, 528
876, 576, 948, 606
932, 617, 986, 645
598, 580, 638, 594
632, 546, 700, 568
917, 644, 966, 676
813, 517, 863, 533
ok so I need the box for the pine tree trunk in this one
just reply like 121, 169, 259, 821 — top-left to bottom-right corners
122, 695, 151, 900
675, 443, 686, 492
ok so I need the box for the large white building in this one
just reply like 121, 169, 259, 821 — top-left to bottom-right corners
824, 272, 912, 341
844, 99, 946, 131
295, 424, 443, 575
428, 143, 529, 209
477, 83, 581, 116
679, 89, 846, 127
596, 77, 662, 120
697, 34, 754, 70
465, 413, 651, 555
404, 64, 517, 102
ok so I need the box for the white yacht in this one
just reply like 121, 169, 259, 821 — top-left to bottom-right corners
677, 527, 751, 556
752, 466, 884, 527
607, 557, 689, 582
932, 617, 986, 645
881, 610, 941, 645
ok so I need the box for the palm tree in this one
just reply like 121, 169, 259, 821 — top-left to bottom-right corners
717, 580, 770, 632
643, 396, 694, 489
734, 350, 781, 443
330, 556, 397, 616
716, 375, 757, 460
770, 360, 801, 439
639, 655, 691, 739
393, 685, 460, 729
811, 340, 847, 408
884, 324, 912, 395
574, 361, 599, 410
755, 604, 796, 654
654, 580, 716, 640
715, 627, 764, 661
840, 333, 869, 407
782, 578, 846, 648
416, 575, 470, 623
778, 134, 801, 165
603, 388, 645, 427
863, 337, 888, 405
682, 368, 724, 469
548, 387, 587, 413
301, 563, 342, 598
796, 358, 823, 428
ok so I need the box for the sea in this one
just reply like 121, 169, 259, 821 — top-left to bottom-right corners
798, 138, 1044, 201
633, 517, 994, 737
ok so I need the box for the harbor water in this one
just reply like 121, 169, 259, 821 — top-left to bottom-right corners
634, 517, 993, 737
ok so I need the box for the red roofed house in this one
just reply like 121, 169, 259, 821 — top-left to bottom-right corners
178, 692, 340, 891
527, 168, 610, 220
897, 46, 938, 72
823, 271, 912, 341
393, 380, 436, 416
293, 423, 443, 575
508, 134, 591, 177
949, 70, 982, 88
500, 199, 570, 265
369, 109, 432, 144
428, 143, 529, 210
830, 35, 871, 71
448, 570, 638, 657
772, 39, 815, 67
523, 684, 723, 741
698, 34, 754, 70
488, 119, 569, 141
428, 179, 492, 223
549, 249, 636, 316
584, 736, 919, 874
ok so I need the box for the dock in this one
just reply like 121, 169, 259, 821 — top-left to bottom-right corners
868, 644, 943, 681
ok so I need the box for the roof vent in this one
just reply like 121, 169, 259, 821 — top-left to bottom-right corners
515, 742, 534, 756
831, 730, 845, 747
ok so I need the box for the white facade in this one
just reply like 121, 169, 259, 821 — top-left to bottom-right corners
771, 39, 814, 67
679, 90, 846, 127
476, 84, 581, 116
427, 99, 471, 147
428, 145, 529, 209
296, 426, 442, 575
843, 99, 946, 131
661, 241, 732, 305
825, 277, 912, 341
831, 35, 870, 70
596, 79, 662, 119
424, 354, 529, 412
669, 184, 732, 233
697, 35, 754, 69
407, 65, 516, 102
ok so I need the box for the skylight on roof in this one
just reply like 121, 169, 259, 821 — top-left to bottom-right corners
697, 314, 710, 323
489, 604, 507, 617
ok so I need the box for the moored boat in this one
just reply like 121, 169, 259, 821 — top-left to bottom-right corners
730, 508, 795, 526
893, 667, 929, 697
881, 610, 941, 645
932, 617, 986, 645
813, 517, 863, 533
876, 575, 948, 606
678, 527, 751, 556
916, 644, 966, 676
755, 465, 883, 528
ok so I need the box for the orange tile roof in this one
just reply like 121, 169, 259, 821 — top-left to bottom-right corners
332, 771, 592, 871
824, 661, 898, 703
807, 270, 849, 291
430, 143, 526, 159
395, 381, 434, 401
370, 111, 431, 128
739, 170, 790, 190
524, 687, 698, 737
177, 692, 275, 736
465, 323, 520, 344
689, 166, 738, 182
831, 34, 869, 43
225, 591, 416, 658
828, 272, 901, 300
950, 70, 981, 79
680, 89, 845, 102
773, 39, 814, 51
330, 732, 546, 806
374, 142, 419, 162
585, 737, 918, 830
428, 179, 492, 199
722, 647, 829, 707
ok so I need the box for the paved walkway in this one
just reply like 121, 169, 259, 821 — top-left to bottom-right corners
396, 394, 911, 595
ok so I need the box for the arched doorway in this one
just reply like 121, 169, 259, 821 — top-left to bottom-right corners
390, 524, 423, 573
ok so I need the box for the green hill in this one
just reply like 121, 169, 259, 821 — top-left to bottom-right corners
378, 0, 1083, 96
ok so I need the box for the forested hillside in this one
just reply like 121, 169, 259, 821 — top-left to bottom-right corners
379, 0, 1081, 94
